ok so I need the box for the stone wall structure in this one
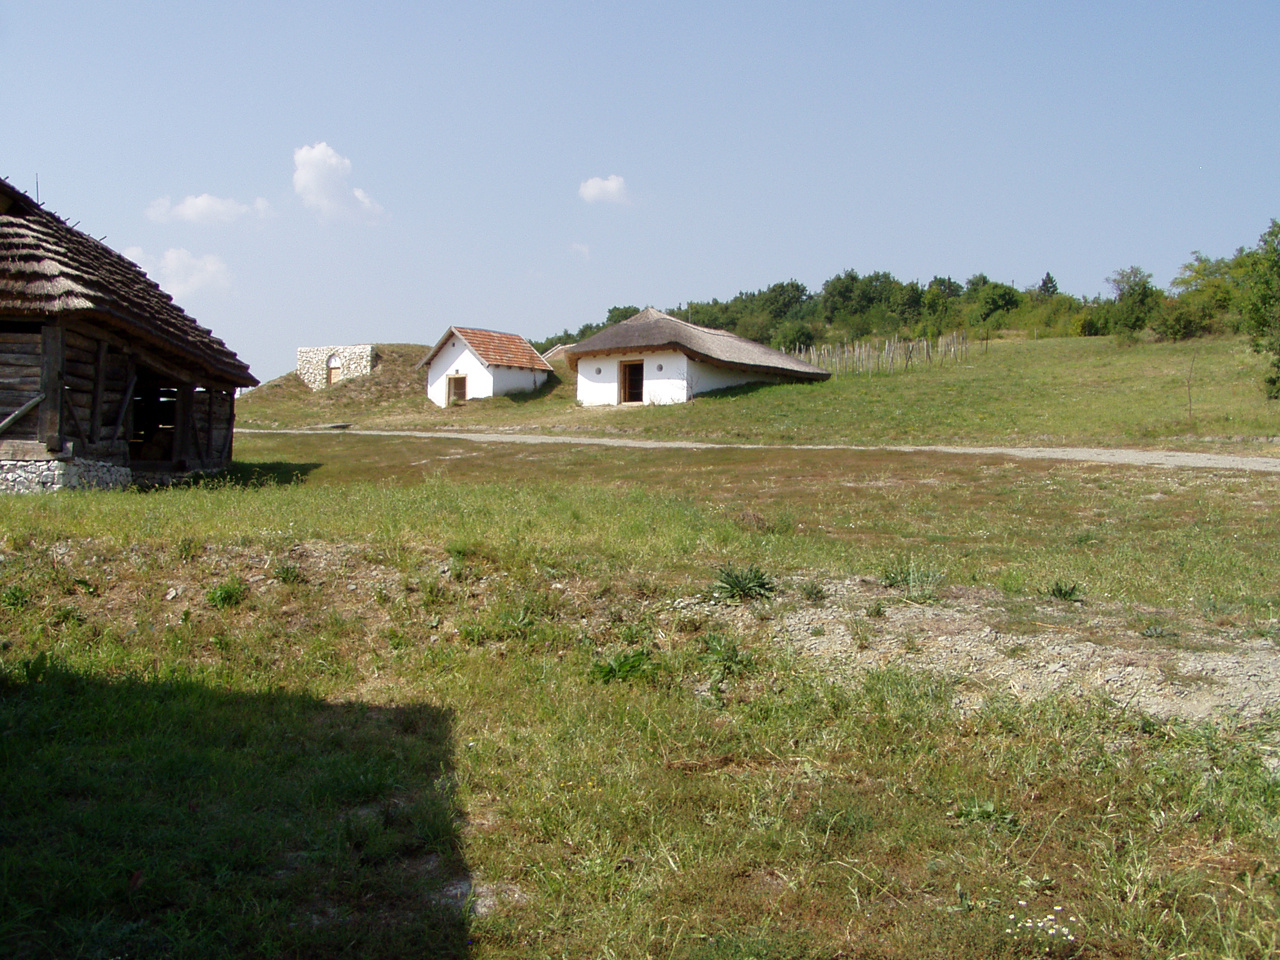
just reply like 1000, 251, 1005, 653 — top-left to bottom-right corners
0, 458, 133, 493
296, 345, 377, 391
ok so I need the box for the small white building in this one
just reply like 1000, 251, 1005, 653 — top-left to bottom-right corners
565, 308, 829, 406
418, 327, 553, 407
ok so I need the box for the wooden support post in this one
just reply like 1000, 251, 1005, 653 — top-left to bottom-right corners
38, 325, 63, 452
109, 370, 137, 444
204, 390, 215, 461
90, 340, 107, 444
62, 385, 89, 445
174, 382, 194, 464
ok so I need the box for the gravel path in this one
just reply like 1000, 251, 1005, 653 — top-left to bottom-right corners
243, 428, 1280, 473
679, 579, 1280, 730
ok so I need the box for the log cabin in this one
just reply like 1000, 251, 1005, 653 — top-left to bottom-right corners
0, 177, 257, 491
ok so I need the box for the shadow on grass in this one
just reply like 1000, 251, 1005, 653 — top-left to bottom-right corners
0, 659, 471, 959
217, 460, 324, 487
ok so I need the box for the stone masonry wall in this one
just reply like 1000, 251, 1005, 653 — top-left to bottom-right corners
296, 345, 377, 391
0, 459, 133, 493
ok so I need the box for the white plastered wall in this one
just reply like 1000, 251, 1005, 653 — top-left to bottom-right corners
686, 357, 785, 395
426, 340, 494, 407
576, 350, 783, 406
576, 350, 689, 406
491, 365, 549, 397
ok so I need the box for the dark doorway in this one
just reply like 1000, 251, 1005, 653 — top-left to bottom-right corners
448, 376, 467, 404
619, 361, 644, 403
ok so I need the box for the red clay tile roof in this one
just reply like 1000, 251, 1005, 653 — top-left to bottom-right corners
419, 327, 553, 372
0, 177, 257, 388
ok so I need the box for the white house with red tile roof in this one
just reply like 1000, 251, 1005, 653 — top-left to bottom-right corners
417, 327, 553, 407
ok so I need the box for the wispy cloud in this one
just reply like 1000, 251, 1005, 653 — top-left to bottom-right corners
293, 142, 383, 219
125, 246, 231, 299
570, 242, 590, 260
146, 193, 270, 225
578, 174, 627, 204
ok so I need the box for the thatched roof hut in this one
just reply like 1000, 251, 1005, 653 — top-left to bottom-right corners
0, 177, 256, 490
565, 308, 828, 405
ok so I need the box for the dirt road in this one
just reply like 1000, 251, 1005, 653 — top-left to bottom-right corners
243, 427, 1280, 473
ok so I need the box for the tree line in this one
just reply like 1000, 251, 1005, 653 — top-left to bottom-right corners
535, 219, 1280, 397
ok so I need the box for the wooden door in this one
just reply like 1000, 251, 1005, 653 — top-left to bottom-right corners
619, 361, 643, 403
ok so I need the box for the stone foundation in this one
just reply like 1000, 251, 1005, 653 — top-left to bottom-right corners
0, 458, 133, 493
296, 345, 377, 391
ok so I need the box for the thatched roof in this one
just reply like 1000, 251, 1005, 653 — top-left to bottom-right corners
417, 327, 553, 372
565, 308, 830, 382
0, 177, 256, 388
541, 342, 571, 363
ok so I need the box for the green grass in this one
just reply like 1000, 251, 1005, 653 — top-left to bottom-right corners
4, 336, 1280, 957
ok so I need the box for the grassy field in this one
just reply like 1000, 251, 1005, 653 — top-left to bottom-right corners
4, 336, 1280, 958
239, 335, 1280, 451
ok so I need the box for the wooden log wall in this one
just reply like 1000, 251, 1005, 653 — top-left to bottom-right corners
0, 329, 43, 440
190, 388, 235, 468
0, 319, 238, 471
62, 328, 131, 459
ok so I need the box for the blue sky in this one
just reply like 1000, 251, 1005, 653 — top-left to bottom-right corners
3, 1, 1277, 382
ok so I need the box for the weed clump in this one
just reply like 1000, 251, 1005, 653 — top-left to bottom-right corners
711, 563, 776, 603
799, 580, 827, 603
1044, 580, 1084, 602
206, 577, 249, 609
880, 555, 945, 601
273, 561, 306, 585
590, 648, 653, 684
0, 584, 32, 611
700, 632, 752, 679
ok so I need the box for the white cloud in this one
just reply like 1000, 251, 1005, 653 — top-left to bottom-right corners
125, 246, 231, 299
578, 174, 627, 204
293, 142, 383, 218
146, 193, 270, 224
570, 242, 590, 260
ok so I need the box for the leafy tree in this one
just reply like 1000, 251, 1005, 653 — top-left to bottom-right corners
1152, 298, 1210, 341
758, 280, 810, 320
1243, 220, 1280, 397
977, 282, 1021, 321
892, 280, 924, 325
1107, 266, 1162, 336
771, 319, 816, 352
963, 273, 991, 300
605, 305, 640, 326
921, 277, 958, 322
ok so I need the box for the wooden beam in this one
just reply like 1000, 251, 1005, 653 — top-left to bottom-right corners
0, 393, 45, 437
91, 340, 108, 443
38, 325, 63, 452
61, 385, 89, 445
0, 439, 71, 461
174, 382, 194, 463
109, 370, 137, 444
